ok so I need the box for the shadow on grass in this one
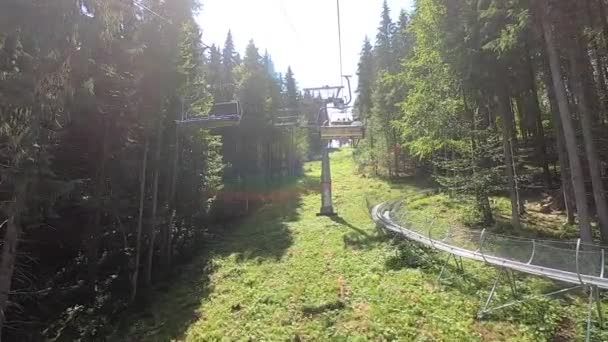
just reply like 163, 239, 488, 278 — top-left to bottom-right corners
298, 174, 321, 193
330, 216, 369, 236
213, 176, 315, 262
492, 215, 579, 240
342, 231, 388, 250
301, 300, 345, 316
326, 215, 390, 250
111, 253, 215, 341
111, 176, 312, 341
384, 238, 440, 272
387, 175, 437, 192
223, 199, 299, 263
382, 236, 488, 296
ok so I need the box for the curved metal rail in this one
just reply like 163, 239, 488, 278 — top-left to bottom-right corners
372, 201, 608, 289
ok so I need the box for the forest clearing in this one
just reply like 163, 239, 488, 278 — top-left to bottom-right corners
117, 150, 603, 341
4, 0, 608, 340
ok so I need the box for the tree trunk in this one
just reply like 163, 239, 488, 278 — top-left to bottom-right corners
0, 180, 27, 338
536, 6, 577, 223
393, 129, 400, 177
585, 0, 608, 125
544, 59, 577, 223
466, 89, 494, 226
564, 27, 608, 240
86, 121, 109, 290
385, 133, 393, 178
477, 193, 494, 225
496, 88, 522, 229
524, 44, 553, 189
510, 137, 525, 215
257, 141, 263, 178
130, 139, 149, 302
599, 0, 608, 46
514, 95, 528, 139
144, 121, 163, 286
370, 119, 377, 175
597, 0, 608, 108
539, 1, 593, 241
502, 93, 524, 215
291, 128, 296, 177
164, 128, 180, 268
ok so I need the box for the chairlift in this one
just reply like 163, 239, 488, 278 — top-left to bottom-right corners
304, 85, 344, 104
273, 116, 300, 127
320, 122, 365, 141
327, 104, 353, 126
176, 100, 242, 129
330, 118, 354, 126
320, 103, 364, 141
332, 97, 346, 110
301, 76, 363, 139
273, 108, 300, 127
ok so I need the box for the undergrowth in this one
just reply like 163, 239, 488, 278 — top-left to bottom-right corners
115, 148, 607, 341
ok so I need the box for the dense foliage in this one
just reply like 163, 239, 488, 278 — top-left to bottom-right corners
0, 0, 308, 340
355, 0, 608, 241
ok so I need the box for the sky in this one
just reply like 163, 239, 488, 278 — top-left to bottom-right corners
196, 0, 414, 90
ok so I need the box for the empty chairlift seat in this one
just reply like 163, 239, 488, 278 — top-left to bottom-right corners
176, 101, 242, 129
320, 121, 364, 140
273, 109, 300, 127
274, 116, 300, 127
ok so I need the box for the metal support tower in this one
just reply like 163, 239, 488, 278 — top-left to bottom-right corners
318, 134, 335, 216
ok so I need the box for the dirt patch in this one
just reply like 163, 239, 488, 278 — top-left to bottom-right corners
551, 316, 576, 342
338, 301, 371, 332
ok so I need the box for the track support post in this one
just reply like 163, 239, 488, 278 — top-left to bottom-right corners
477, 268, 585, 321
477, 268, 523, 318
436, 253, 466, 284
585, 285, 604, 342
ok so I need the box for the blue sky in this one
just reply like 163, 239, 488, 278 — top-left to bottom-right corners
196, 0, 414, 90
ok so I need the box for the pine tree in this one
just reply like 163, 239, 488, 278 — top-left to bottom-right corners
375, 0, 393, 72
393, 10, 411, 60
355, 37, 374, 119
221, 30, 237, 101
206, 44, 224, 99
369, 1, 407, 177
285, 66, 299, 109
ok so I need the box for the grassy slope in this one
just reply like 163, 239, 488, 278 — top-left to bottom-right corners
120, 149, 602, 341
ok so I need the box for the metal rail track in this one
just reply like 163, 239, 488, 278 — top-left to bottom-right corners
372, 201, 608, 289
372, 200, 608, 340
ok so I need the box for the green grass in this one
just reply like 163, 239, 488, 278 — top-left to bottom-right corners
116, 148, 606, 341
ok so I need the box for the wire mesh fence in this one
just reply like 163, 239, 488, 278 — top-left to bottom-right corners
373, 198, 608, 283
370, 197, 608, 341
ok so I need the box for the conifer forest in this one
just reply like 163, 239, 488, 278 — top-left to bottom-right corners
3, 0, 608, 340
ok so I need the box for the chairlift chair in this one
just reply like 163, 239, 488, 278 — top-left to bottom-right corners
328, 105, 353, 126
304, 85, 344, 104
273, 116, 300, 127
330, 119, 354, 126
273, 108, 300, 127
332, 97, 346, 110
303, 75, 364, 141
176, 100, 242, 129
319, 122, 365, 141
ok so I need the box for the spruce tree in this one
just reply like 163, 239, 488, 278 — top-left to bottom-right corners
221, 30, 237, 101
355, 37, 374, 119
285, 66, 299, 109
375, 0, 393, 72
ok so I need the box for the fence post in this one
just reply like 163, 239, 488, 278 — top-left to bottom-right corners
527, 240, 536, 265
